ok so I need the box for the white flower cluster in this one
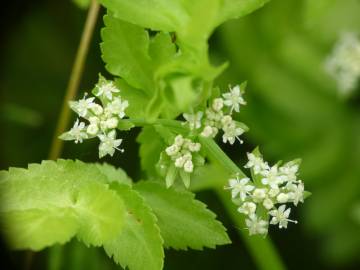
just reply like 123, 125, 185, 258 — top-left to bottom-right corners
325, 32, 360, 95
226, 150, 307, 236
165, 135, 201, 173
183, 84, 247, 145
60, 76, 129, 158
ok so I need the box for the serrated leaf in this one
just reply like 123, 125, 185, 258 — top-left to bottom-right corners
101, 14, 154, 93
135, 181, 231, 250
137, 126, 166, 178
95, 163, 132, 185
104, 183, 164, 270
0, 160, 125, 250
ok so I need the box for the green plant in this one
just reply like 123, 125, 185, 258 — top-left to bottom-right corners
0, 1, 310, 270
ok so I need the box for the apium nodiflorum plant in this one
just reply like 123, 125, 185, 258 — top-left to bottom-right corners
0, 1, 310, 270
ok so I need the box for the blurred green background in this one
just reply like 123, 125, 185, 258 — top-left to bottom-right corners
1, 0, 359, 269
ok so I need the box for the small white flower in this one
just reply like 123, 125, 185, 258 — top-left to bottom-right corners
268, 188, 280, 197
96, 81, 120, 100
227, 177, 254, 200
238, 202, 257, 215
269, 205, 297, 229
69, 95, 95, 117
174, 135, 184, 146
261, 165, 282, 188
276, 193, 289, 204
91, 104, 104, 115
98, 130, 123, 158
184, 160, 194, 173
68, 119, 88, 143
212, 98, 224, 112
175, 156, 186, 168
287, 182, 304, 206
188, 142, 201, 152
222, 122, 244, 145
263, 198, 274, 210
222, 85, 246, 113
201, 125, 217, 138
166, 144, 180, 156
252, 188, 267, 202
245, 214, 268, 236
87, 123, 99, 135
280, 162, 299, 182
107, 97, 129, 118
183, 111, 203, 130
105, 117, 119, 129
245, 153, 269, 174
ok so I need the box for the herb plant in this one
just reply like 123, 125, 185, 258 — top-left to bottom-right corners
0, 1, 310, 270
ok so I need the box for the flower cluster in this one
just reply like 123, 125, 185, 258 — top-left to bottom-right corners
183, 83, 247, 145
158, 135, 204, 188
325, 32, 360, 95
226, 149, 307, 235
165, 135, 201, 173
60, 75, 129, 158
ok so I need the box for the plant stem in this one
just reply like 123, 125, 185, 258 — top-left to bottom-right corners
48, 0, 101, 160
217, 190, 286, 270
24, 2, 101, 270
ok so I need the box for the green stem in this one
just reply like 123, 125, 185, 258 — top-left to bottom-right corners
42, 2, 100, 270
48, 0, 100, 160
130, 117, 286, 270
217, 190, 286, 270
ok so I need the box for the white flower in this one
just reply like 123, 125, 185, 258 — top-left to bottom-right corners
69, 95, 95, 117
174, 135, 184, 146
325, 32, 360, 94
263, 198, 274, 210
90, 104, 103, 115
201, 125, 217, 138
67, 119, 88, 143
222, 85, 246, 113
245, 153, 269, 174
222, 122, 244, 145
165, 144, 180, 156
105, 117, 119, 129
98, 130, 123, 158
212, 98, 224, 112
227, 177, 254, 200
280, 162, 299, 182
188, 142, 201, 152
183, 111, 203, 130
238, 202, 256, 215
269, 205, 297, 229
252, 188, 267, 202
268, 188, 280, 197
87, 123, 99, 135
276, 193, 289, 204
96, 81, 120, 100
107, 97, 128, 118
184, 160, 194, 173
261, 165, 282, 188
245, 215, 268, 236
287, 182, 304, 206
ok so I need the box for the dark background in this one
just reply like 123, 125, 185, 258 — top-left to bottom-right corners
1, 0, 359, 269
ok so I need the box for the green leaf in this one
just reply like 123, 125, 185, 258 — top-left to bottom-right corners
135, 181, 231, 250
114, 78, 148, 119
94, 163, 132, 185
137, 126, 166, 178
101, 14, 154, 93
99, 0, 185, 31
216, 0, 270, 26
104, 183, 164, 270
0, 160, 125, 250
